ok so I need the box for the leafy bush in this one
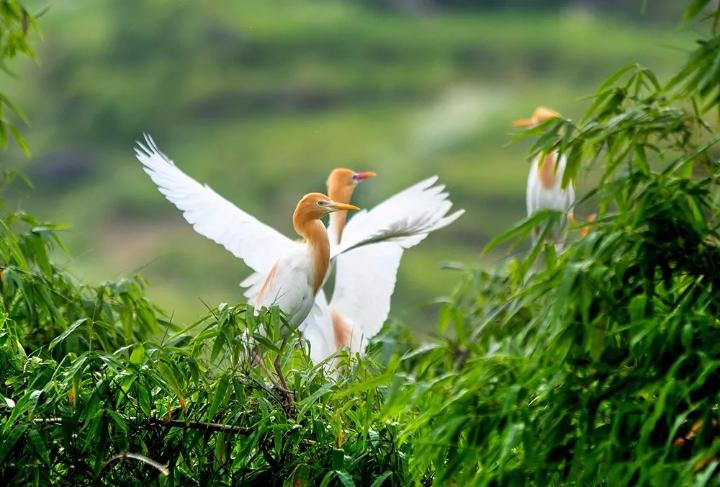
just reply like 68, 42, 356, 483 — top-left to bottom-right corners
3, 1, 720, 485
0, 0, 36, 154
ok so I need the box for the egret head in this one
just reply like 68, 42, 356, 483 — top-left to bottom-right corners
294, 192, 360, 223
327, 168, 376, 204
513, 106, 560, 129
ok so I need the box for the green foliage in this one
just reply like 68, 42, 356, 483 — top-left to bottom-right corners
0, 207, 163, 356
4, 1, 720, 485
385, 3, 720, 484
0, 0, 38, 154
0, 298, 408, 485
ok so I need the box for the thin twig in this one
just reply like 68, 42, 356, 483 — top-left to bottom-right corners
147, 418, 252, 434
32, 416, 252, 434
95, 452, 168, 485
31, 416, 317, 447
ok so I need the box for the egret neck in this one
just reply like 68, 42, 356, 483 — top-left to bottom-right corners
292, 194, 359, 292
538, 152, 558, 189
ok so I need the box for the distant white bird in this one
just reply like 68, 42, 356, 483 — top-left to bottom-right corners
135, 136, 462, 342
298, 169, 463, 363
514, 107, 575, 235
514, 107, 574, 217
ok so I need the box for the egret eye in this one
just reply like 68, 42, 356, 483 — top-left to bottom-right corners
316, 200, 328, 207
352, 173, 359, 182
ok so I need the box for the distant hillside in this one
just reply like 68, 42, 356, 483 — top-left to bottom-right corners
5, 0, 690, 324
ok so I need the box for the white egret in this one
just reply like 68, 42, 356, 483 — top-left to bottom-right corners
298, 169, 463, 363
514, 106, 575, 220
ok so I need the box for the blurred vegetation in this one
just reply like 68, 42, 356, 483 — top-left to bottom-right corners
4, 0, 720, 485
4, 0, 693, 326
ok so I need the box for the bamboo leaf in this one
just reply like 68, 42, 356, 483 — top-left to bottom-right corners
48, 319, 87, 351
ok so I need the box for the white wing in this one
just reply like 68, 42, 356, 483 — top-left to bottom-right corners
135, 134, 298, 274
329, 243, 402, 355
330, 176, 464, 259
328, 176, 463, 355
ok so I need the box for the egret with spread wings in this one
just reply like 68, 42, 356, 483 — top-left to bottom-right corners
135, 135, 460, 335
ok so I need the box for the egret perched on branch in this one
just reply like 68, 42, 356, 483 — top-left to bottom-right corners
295, 169, 463, 362
514, 107, 575, 243
135, 136, 460, 336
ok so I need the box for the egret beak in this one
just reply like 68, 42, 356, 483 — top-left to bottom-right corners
329, 201, 360, 212
355, 171, 377, 181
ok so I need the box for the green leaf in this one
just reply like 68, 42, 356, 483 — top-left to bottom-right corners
206, 375, 230, 421
319, 470, 336, 487
595, 64, 636, 96
335, 470, 355, 487
5, 389, 42, 433
137, 385, 152, 416
500, 423, 525, 466
157, 361, 182, 396
129, 344, 145, 365
7, 123, 29, 156
48, 319, 87, 351
484, 210, 558, 253
370, 471, 393, 487
108, 411, 129, 435
332, 448, 345, 470
682, 323, 693, 351
210, 331, 226, 362
298, 382, 334, 419
684, 0, 712, 23
0, 425, 27, 464
27, 429, 50, 465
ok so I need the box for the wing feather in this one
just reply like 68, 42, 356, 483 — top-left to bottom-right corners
135, 134, 297, 273
327, 176, 463, 355
329, 243, 402, 355
331, 176, 464, 258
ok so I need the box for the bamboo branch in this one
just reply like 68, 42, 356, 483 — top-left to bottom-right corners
146, 417, 252, 434
32, 416, 252, 434
99, 452, 169, 477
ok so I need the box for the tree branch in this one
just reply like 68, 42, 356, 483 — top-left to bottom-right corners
99, 452, 169, 477
32, 416, 252, 434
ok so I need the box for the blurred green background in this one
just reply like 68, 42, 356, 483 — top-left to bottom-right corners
5, 0, 690, 326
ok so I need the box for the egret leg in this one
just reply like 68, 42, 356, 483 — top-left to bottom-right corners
252, 349, 285, 392
273, 337, 291, 396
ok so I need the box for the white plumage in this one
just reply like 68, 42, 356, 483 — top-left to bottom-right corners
525, 152, 575, 217
515, 107, 575, 225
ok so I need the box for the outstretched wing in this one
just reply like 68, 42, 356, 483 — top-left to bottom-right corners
328, 176, 464, 352
329, 243, 402, 354
135, 134, 297, 273
330, 176, 464, 258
